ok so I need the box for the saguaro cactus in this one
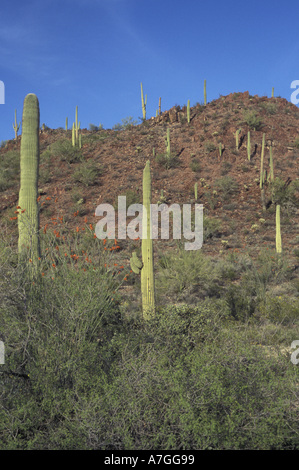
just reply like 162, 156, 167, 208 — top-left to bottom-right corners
141, 160, 155, 318
276, 204, 282, 253
204, 79, 207, 105
187, 99, 190, 123
260, 133, 266, 211
166, 127, 171, 157
247, 131, 251, 161
269, 145, 274, 182
140, 82, 147, 121
13, 109, 21, 140
18, 93, 41, 265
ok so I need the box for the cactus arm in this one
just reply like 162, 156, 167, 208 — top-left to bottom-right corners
130, 251, 143, 274
18, 93, 41, 265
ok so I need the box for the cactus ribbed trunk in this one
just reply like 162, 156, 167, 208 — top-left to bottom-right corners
260, 133, 266, 212
18, 93, 40, 265
141, 160, 155, 319
276, 204, 282, 254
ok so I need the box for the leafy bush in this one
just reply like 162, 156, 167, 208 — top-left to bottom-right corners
204, 141, 216, 153
189, 158, 201, 173
0, 150, 20, 191
243, 110, 263, 130
155, 152, 179, 170
269, 177, 299, 210
72, 161, 103, 187
112, 116, 138, 131
214, 176, 239, 201
156, 247, 220, 300
50, 139, 83, 163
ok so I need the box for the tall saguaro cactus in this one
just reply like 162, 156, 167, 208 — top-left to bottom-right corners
276, 204, 282, 254
12, 109, 21, 140
260, 133, 266, 211
141, 160, 155, 318
187, 99, 190, 123
18, 93, 41, 265
140, 82, 147, 121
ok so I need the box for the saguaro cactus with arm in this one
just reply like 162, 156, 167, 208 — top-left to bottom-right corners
13, 109, 21, 140
18, 93, 41, 266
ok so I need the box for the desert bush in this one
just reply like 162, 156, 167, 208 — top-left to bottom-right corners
155, 152, 179, 170
72, 161, 103, 187
269, 177, 299, 210
156, 247, 220, 300
204, 141, 216, 153
112, 116, 138, 131
214, 176, 239, 201
189, 158, 201, 173
0, 150, 20, 191
243, 110, 263, 130
50, 139, 83, 163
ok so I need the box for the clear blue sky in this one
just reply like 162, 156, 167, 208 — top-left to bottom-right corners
0, 0, 299, 143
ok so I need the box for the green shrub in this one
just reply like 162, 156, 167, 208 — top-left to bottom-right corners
72, 161, 103, 187
50, 139, 83, 163
269, 177, 299, 210
0, 150, 20, 191
204, 141, 216, 153
155, 152, 179, 169
243, 110, 263, 130
112, 116, 138, 131
156, 247, 220, 300
189, 158, 201, 173
214, 176, 239, 201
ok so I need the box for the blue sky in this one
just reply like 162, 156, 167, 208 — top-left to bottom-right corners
0, 0, 299, 143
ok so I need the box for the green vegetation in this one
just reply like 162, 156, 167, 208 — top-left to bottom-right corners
1, 221, 298, 449
1, 88, 299, 450
243, 110, 263, 130
50, 138, 83, 163
72, 161, 103, 187
0, 150, 20, 191
214, 176, 239, 201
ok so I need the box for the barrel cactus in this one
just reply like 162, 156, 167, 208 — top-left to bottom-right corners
18, 93, 41, 266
